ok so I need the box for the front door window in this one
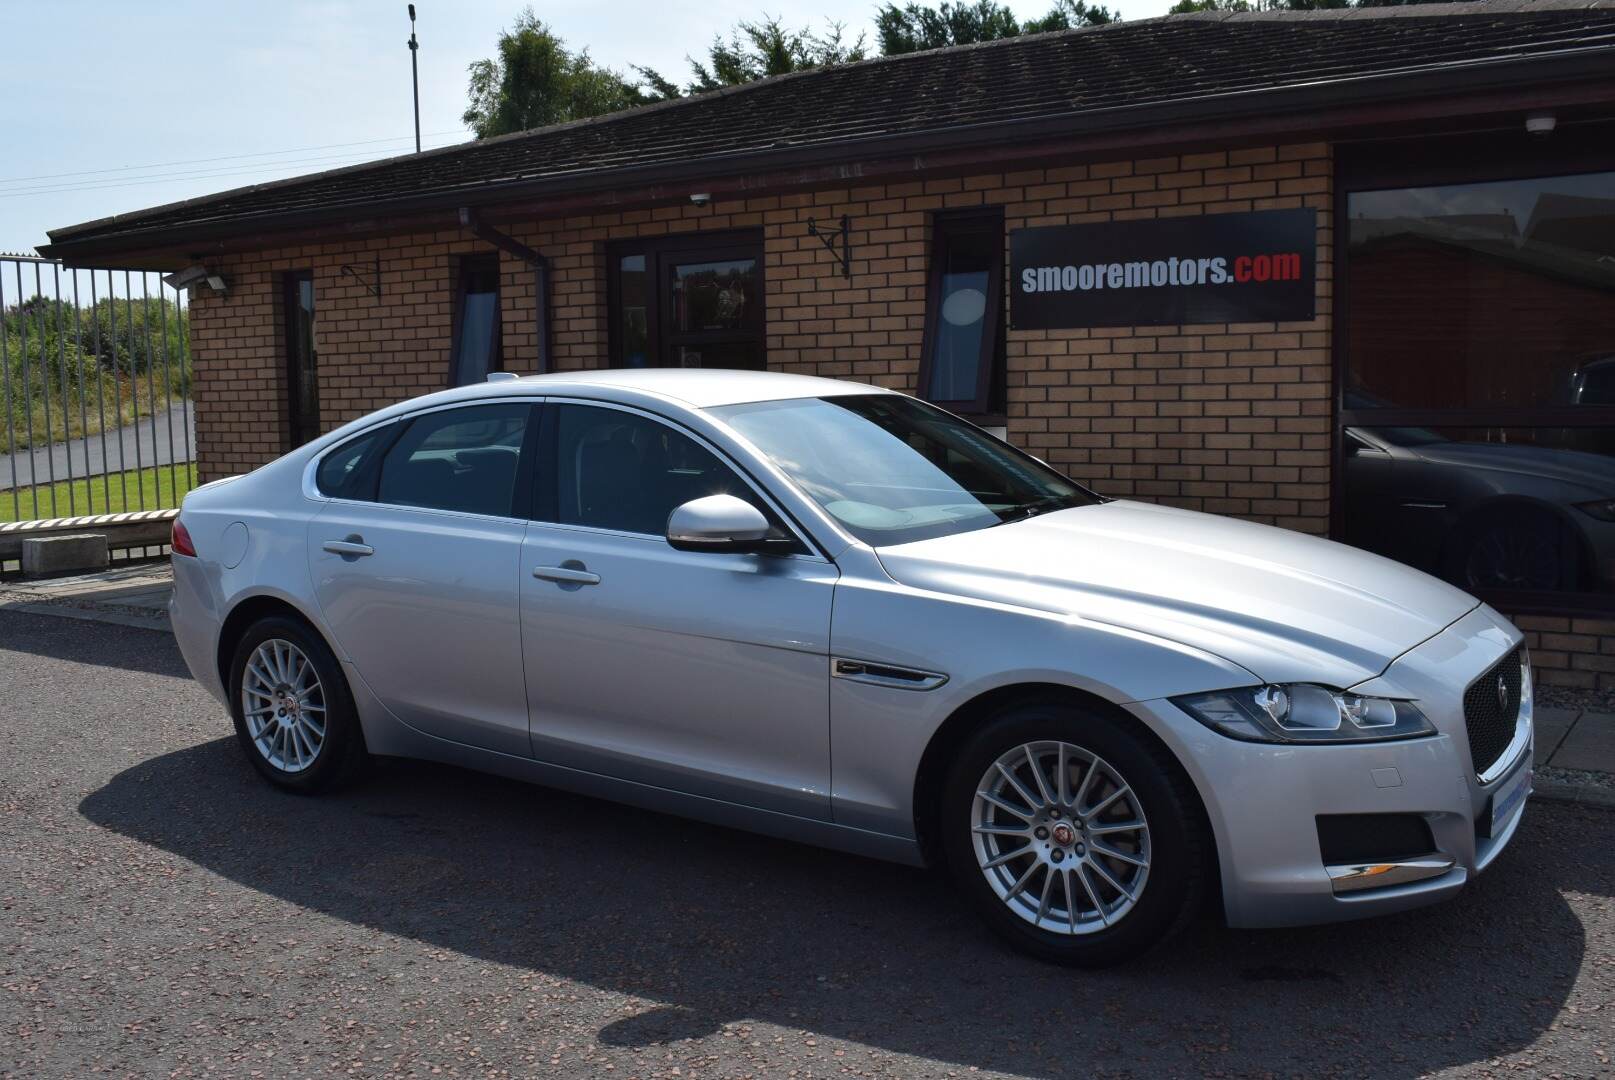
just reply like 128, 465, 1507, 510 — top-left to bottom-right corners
610, 233, 765, 370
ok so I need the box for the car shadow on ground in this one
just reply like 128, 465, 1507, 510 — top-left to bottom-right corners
81, 738, 1595, 1078
0, 608, 184, 678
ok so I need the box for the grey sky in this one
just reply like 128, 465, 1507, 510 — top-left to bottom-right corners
0, 0, 1164, 257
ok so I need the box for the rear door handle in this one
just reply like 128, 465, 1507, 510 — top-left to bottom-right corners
323, 538, 374, 557
532, 564, 600, 586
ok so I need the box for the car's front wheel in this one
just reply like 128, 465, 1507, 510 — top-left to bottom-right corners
228, 615, 367, 793
941, 701, 1208, 967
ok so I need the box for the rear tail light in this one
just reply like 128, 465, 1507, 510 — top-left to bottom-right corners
171, 518, 197, 558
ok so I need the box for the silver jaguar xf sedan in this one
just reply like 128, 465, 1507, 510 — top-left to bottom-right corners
169, 369, 1533, 966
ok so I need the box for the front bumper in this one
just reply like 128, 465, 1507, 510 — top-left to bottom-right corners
1129, 603, 1531, 929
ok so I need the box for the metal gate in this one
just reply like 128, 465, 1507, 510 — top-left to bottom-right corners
0, 253, 193, 524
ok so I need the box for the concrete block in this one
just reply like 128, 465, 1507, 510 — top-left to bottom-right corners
20, 533, 109, 579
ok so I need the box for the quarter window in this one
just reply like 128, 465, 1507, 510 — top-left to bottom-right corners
315, 428, 387, 499
546, 404, 779, 539
377, 403, 529, 517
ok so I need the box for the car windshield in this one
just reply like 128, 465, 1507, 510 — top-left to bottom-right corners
712, 394, 1101, 546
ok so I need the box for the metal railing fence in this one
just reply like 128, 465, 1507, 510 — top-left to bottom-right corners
0, 253, 193, 525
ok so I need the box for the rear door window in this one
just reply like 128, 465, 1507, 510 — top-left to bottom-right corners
377, 403, 530, 517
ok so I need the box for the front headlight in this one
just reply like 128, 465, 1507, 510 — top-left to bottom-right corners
1172, 684, 1436, 744
1575, 498, 1615, 522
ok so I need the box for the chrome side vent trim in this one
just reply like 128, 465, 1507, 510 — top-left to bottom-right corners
831, 658, 948, 692
1326, 854, 1456, 894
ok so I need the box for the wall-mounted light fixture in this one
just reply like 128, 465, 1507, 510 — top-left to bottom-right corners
161, 264, 228, 295
689, 193, 712, 207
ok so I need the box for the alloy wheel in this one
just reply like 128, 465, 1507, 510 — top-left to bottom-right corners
241, 638, 328, 773
970, 740, 1151, 935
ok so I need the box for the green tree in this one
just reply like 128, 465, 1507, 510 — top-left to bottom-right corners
463, 8, 647, 138
876, 0, 1114, 56
634, 16, 867, 99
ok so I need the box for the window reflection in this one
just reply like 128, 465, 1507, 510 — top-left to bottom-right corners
669, 259, 756, 332
922, 213, 1004, 413
1345, 171, 1615, 410
1342, 425, 1615, 595
618, 254, 651, 368
452, 256, 500, 386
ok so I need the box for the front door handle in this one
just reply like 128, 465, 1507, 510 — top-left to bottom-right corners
532, 564, 601, 586
323, 537, 374, 557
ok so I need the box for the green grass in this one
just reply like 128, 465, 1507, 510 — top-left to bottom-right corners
0, 462, 197, 522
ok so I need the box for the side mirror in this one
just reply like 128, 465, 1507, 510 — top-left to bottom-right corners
666, 494, 774, 554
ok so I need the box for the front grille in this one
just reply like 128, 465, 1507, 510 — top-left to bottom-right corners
1463, 647, 1523, 777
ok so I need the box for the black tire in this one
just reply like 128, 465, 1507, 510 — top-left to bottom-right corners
1448, 509, 1577, 593
227, 615, 368, 793
940, 700, 1208, 967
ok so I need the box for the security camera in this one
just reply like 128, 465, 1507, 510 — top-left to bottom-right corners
689, 193, 712, 207
1525, 112, 1556, 136
162, 264, 227, 294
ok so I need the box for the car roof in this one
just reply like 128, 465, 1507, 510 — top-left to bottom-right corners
475, 368, 892, 409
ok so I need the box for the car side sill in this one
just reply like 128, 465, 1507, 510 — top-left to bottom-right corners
368, 714, 927, 868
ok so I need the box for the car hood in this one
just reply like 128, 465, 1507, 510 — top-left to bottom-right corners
1406, 440, 1615, 494
874, 500, 1478, 688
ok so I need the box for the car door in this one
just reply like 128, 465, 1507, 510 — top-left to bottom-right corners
308, 400, 536, 757
519, 400, 837, 819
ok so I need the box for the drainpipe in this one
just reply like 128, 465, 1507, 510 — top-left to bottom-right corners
458, 208, 552, 374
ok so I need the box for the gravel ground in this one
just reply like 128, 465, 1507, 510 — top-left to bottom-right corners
2, 609, 1614, 1080
1537, 684, 1615, 715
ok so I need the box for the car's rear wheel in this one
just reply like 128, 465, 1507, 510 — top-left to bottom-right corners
940, 701, 1207, 967
228, 615, 367, 793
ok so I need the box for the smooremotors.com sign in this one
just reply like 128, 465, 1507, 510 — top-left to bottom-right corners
1010, 209, 1316, 330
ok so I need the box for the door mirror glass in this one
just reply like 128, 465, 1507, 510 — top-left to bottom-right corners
666, 494, 772, 553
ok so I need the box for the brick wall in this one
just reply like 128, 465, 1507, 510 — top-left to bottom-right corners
183, 141, 1613, 687
1514, 615, 1615, 690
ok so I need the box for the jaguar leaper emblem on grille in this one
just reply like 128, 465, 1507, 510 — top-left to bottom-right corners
1497, 674, 1510, 713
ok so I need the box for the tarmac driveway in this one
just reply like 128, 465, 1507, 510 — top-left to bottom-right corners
2, 608, 1613, 1078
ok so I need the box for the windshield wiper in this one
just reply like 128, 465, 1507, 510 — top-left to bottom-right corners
993, 494, 1081, 525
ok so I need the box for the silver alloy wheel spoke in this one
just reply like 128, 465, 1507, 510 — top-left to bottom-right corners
1088, 818, 1145, 836
241, 638, 327, 775
1087, 853, 1135, 901
979, 790, 1035, 821
994, 762, 1042, 812
1084, 784, 1131, 820
1078, 863, 1111, 926
970, 739, 1150, 936
1025, 746, 1057, 807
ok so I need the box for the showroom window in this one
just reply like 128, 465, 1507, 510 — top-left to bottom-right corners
607, 232, 764, 370
451, 254, 502, 386
918, 209, 1006, 417
1340, 134, 1615, 611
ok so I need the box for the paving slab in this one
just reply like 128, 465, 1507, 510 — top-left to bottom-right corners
1533, 706, 1580, 766
1552, 711, 1615, 775
0, 562, 172, 631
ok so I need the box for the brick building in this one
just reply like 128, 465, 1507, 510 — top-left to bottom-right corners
41, 1, 1615, 686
